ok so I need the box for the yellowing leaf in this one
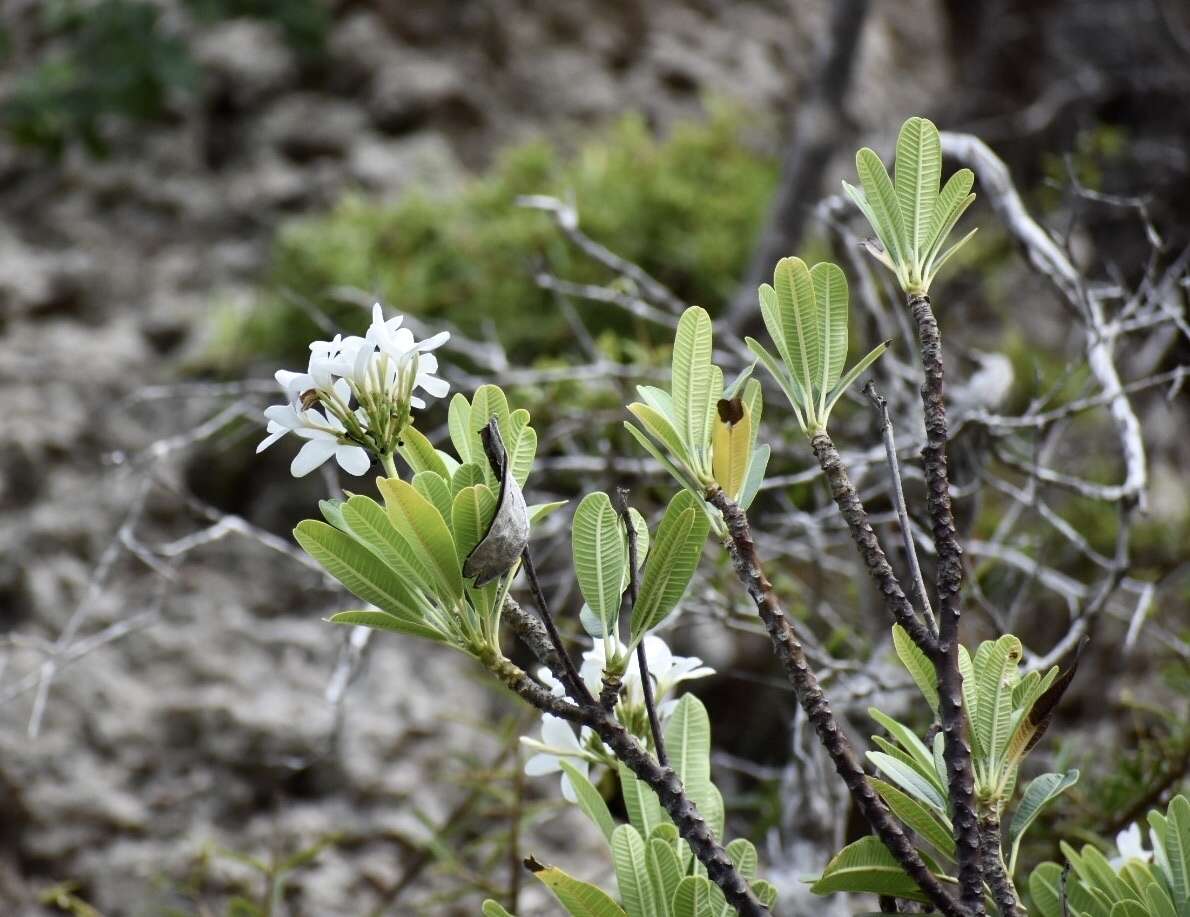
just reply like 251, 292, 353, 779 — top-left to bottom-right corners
711, 398, 752, 500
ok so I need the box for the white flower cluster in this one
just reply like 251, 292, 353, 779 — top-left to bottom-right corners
258, 305, 451, 477
1110, 823, 1153, 868
520, 635, 713, 801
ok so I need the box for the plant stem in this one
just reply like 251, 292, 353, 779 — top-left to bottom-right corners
979, 813, 1024, 917
810, 431, 938, 654
520, 547, 596, 707
615, 487, 668, 766
909, 292, 983, 915
492, 606, 766, 916
380, 451, 399, 479
864, 380, 937, 634
706, 486, 966, 917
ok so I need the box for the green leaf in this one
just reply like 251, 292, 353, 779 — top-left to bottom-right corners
647, 838, 683, 917
665, 695, 713, 833
528, 500, 568, 525
725, 839, 758, 882
412, 471, 454, 529
923, 168, 975, 268
631, 492, 709, 642
481, 900, 517, 917
377, 478, 464, 604
811, 261, 849, 400
957, 645, 983, 763
1144, 882, 1178, 917
894, 116, 942, 263
1166, 794, 1190, 907
672, 307, 715, 457
927, 227, 978, 284
1110, 901, 1150, 917
528, 862, 629, 917
572, 492, 628, 636
451, 462, 486, 495
738, 443, 770, 512
671, 876, 725, 917
1029, 862, 1067, 917
746, 336, 808, 431
612, 824, 658, 917
810, 835, 937, 901
340, 495, 438, 599
318, 498, 349, 532
397, 424, 449, 479
628, 403, 694, 472
619, 762, 667, 838
447, 393, 474, 465
560, 761, 616, 844
868, 707, 938, 784
866, 751, 947, 813
973, 634, 1024, 772
870, 778, 955, 860
855, 147, 907, 272
1008, 771, 1080, 873
624, 421, 704, 496
294, 520, 427, 622
326, 610, 445, 644
822, 339, 890, 424
450, 482, 498, 563
752, 881, 778, 909
891, 623, 940, 714
771, 257, 819, 406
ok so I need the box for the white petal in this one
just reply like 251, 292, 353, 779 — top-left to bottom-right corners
336, 445, 372, 476
643, 635, 674, 676
524, 753, 560, 776
290, 439, 336, 477
417, 374, 451, 398
540, 715, 581, 751
415, 331, 451, 352
560, 772, 579, 803
256, 429, 286, 453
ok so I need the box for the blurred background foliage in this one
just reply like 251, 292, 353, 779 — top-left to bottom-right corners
209, 105, 778, 367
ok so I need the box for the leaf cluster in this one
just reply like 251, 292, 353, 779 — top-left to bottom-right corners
747, 256, 888, 435
810, 627, 1081, 900
1029, 795, 1190, 917
294, 385, 561, 654
626, 307, 768, 513
485, 696, 778, 917
843, 116, 977, 294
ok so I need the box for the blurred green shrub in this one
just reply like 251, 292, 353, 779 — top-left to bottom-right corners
0, 0, 197, 158
210, 106, 778, 368
183, 0, 329, 58
0, 0, 327, 158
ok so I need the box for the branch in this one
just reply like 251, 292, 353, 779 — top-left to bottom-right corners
908, 293, 984, 915
810, 430, 938, 653
706, 486, 966, 917
865, 381, 937, 633
615, 488, 667, 766
978, 813, 1024, 917
498, 601, 766, 916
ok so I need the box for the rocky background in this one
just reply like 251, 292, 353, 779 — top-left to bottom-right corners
0, 1, 1187, 915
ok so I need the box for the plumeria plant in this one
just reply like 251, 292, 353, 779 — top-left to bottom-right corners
264, 117, 1155, 917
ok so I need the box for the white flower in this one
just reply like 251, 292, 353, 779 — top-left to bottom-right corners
579, 635, 714, 716
1110, 823, 1152, 868
521, 714, 594, 803
258, 306, 453, 474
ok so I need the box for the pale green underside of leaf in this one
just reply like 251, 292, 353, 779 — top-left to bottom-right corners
531, 863, 629, 917
810, 835, 943, 902
891, 623, 940, 714
612, 824, 658, 917
560, 761, 616, 844
895, 116, 942, 262
573, 491, 628, 635
672, 307, 715, 465
1008, 770, 1079, 873
631, 492, 709, 643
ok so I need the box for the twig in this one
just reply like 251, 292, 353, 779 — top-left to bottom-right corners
979, 813, 1024, 917
706, 486, 966, 917
865, 381, 938, 633
810, 430, 938, 653
615, 487, 667, 766
908, 293, 983, 915
494, 603, 766, 916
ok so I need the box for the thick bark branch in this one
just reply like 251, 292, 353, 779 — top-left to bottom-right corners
979, 813, 1024, 917
909, 293, 983, 914
499, 601, 766, 916
706, 486, 966, 917
810, 431, 938, 654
